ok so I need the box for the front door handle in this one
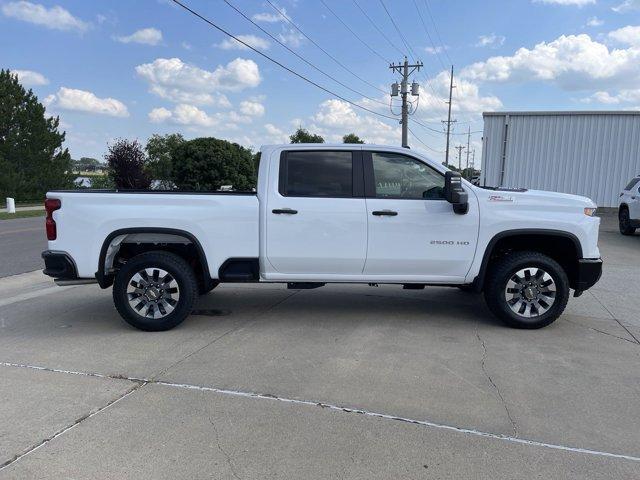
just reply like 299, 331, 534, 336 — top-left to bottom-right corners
272, 208, 298, 215
372, 210, 398, 216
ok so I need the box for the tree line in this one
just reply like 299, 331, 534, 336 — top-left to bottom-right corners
0, 69, 371, 198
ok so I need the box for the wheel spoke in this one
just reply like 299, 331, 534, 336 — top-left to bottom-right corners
127, 267, 180, 320
504, 266, 557, 319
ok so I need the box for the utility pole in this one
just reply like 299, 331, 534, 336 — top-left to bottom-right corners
455, 145, 465, 170
390, 57, 423, 148
465, 125, 471, 174
442, 65, 456, 165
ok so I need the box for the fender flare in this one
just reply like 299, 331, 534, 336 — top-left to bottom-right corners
473, 229, 583, 292
95, 227, 211, 289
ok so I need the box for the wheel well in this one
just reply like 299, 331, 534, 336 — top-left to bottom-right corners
479, 232, 581, 291
97, 229, 212, 291
619, 204, 629, 213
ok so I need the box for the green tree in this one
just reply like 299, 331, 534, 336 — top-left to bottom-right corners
145, 133, 184, 188
342, 133, 364, 144
104, 139, 151, 189
0, 69, 72, 201
171, 137, 255, 191
289, 127, 324, 143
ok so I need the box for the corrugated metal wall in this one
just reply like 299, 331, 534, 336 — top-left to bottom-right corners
480, 112, 640, 207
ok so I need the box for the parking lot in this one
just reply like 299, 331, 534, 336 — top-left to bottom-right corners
0, 213, 638, 479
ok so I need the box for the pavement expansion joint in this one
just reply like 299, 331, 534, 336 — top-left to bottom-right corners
1, 361, 640, 466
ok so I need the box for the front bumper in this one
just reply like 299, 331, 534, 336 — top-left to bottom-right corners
42, 250, 78, 280
574, 258, 602, 296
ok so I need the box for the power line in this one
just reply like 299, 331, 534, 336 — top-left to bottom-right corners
222, 0, 387, 107
378, 0, 419, 62
411, 0, 447, 72
318, 0, 390, 64
422, 0, 453, 66
408, 127, 444, 154
265, 0, 388, 97
352, 0, 404, 57
169, 0, 399, 122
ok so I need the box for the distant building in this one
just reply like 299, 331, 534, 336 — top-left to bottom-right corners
480, 111, 640, 207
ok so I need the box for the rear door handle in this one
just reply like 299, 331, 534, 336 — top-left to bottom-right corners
372, 210, 398, 216
272, 208, 298, 215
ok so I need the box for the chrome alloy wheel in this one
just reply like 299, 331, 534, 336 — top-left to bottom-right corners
126, 268, 180, 319
504, 267, 556, 318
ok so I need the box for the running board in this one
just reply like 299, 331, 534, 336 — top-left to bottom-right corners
287, 282, 325, 290
54, 278, 98, 286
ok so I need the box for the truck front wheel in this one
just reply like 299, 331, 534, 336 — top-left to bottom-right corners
484, 251, 569, 329
113, 251, 198, 331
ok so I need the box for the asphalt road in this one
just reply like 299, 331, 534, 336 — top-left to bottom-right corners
0, 214, 638, 478
0, 216, 46, 278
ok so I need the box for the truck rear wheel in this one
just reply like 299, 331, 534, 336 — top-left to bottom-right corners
484, 251, 569, 329
113, 251, 197, 331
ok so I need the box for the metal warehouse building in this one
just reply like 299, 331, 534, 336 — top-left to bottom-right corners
480, 111, 640, 207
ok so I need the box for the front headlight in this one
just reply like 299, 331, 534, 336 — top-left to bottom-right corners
584, 207, 597, 217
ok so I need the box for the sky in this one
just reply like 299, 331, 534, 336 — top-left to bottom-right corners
1, 0, 639, 168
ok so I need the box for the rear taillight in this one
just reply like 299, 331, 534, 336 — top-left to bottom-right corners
45, 198, 61, 240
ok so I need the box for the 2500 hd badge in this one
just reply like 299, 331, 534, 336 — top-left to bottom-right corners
430, 240, 471, 246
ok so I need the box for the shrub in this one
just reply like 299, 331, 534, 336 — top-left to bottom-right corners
171, 137, 256, 191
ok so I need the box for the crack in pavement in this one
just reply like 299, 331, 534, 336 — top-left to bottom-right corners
209, 415, 242, 480
589, 291, 640, 346
2, 361, 640, 464
476, 333, 518, 438
151, 289, 301, 381
0, 379, 147, 472
564, 318, 639, 345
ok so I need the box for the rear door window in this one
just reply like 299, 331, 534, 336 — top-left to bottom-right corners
280, 151, 353, 197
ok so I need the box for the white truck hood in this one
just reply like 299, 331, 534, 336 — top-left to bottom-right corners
475, 187, 597, 209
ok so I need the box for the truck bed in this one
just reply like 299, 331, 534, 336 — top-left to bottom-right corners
46, 190, 259, 278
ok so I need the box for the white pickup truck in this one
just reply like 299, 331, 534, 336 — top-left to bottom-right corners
42, 144, 602, 331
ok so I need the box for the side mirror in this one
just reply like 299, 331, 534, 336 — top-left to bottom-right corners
444, 171, 469, 215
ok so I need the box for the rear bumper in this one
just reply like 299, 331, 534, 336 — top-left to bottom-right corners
574, 258, 602, 295
42, 250, 78, 280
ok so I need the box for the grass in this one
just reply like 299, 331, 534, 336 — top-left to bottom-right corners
0, 210, 45, 221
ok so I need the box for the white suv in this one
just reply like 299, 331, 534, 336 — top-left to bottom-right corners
619, 176, 640, 235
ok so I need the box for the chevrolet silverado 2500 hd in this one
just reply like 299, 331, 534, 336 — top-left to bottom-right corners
42, 144, 602, 331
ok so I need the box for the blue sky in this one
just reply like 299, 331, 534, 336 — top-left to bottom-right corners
2, 0, 639, 166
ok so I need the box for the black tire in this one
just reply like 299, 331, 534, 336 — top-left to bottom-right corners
484, 251, 569, 329
113, 251, 197, 331
619, 207, 636, 235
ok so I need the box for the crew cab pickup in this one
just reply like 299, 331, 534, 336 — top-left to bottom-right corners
42, 144, 602, 331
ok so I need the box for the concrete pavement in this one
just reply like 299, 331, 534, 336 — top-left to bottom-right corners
0, 220, 638, 478
0, 217, 46, 278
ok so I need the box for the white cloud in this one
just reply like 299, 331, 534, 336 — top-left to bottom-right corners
115, 27, 163, 46
475, 34, 505, 48
533, 0, 595, 5
13, 69, 49, 86
582, 88, 640, 104
585, 16, 603, 27
264, 123, 289, 143
278, 28, 304, 47
216, 34, 270, 51
181, 41, 192, 50
148, 107, 172, 123
46, 87, 129, 117
461, 32, 640, 90
239, 100, 265, 116
612, 0, 640, 12
1, 1, 89, 32
424, 46, 447, 55
135, 57, 260, 105
608, 25, 640, 46
251, 10, 286, 23
148, 104, 254, 129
